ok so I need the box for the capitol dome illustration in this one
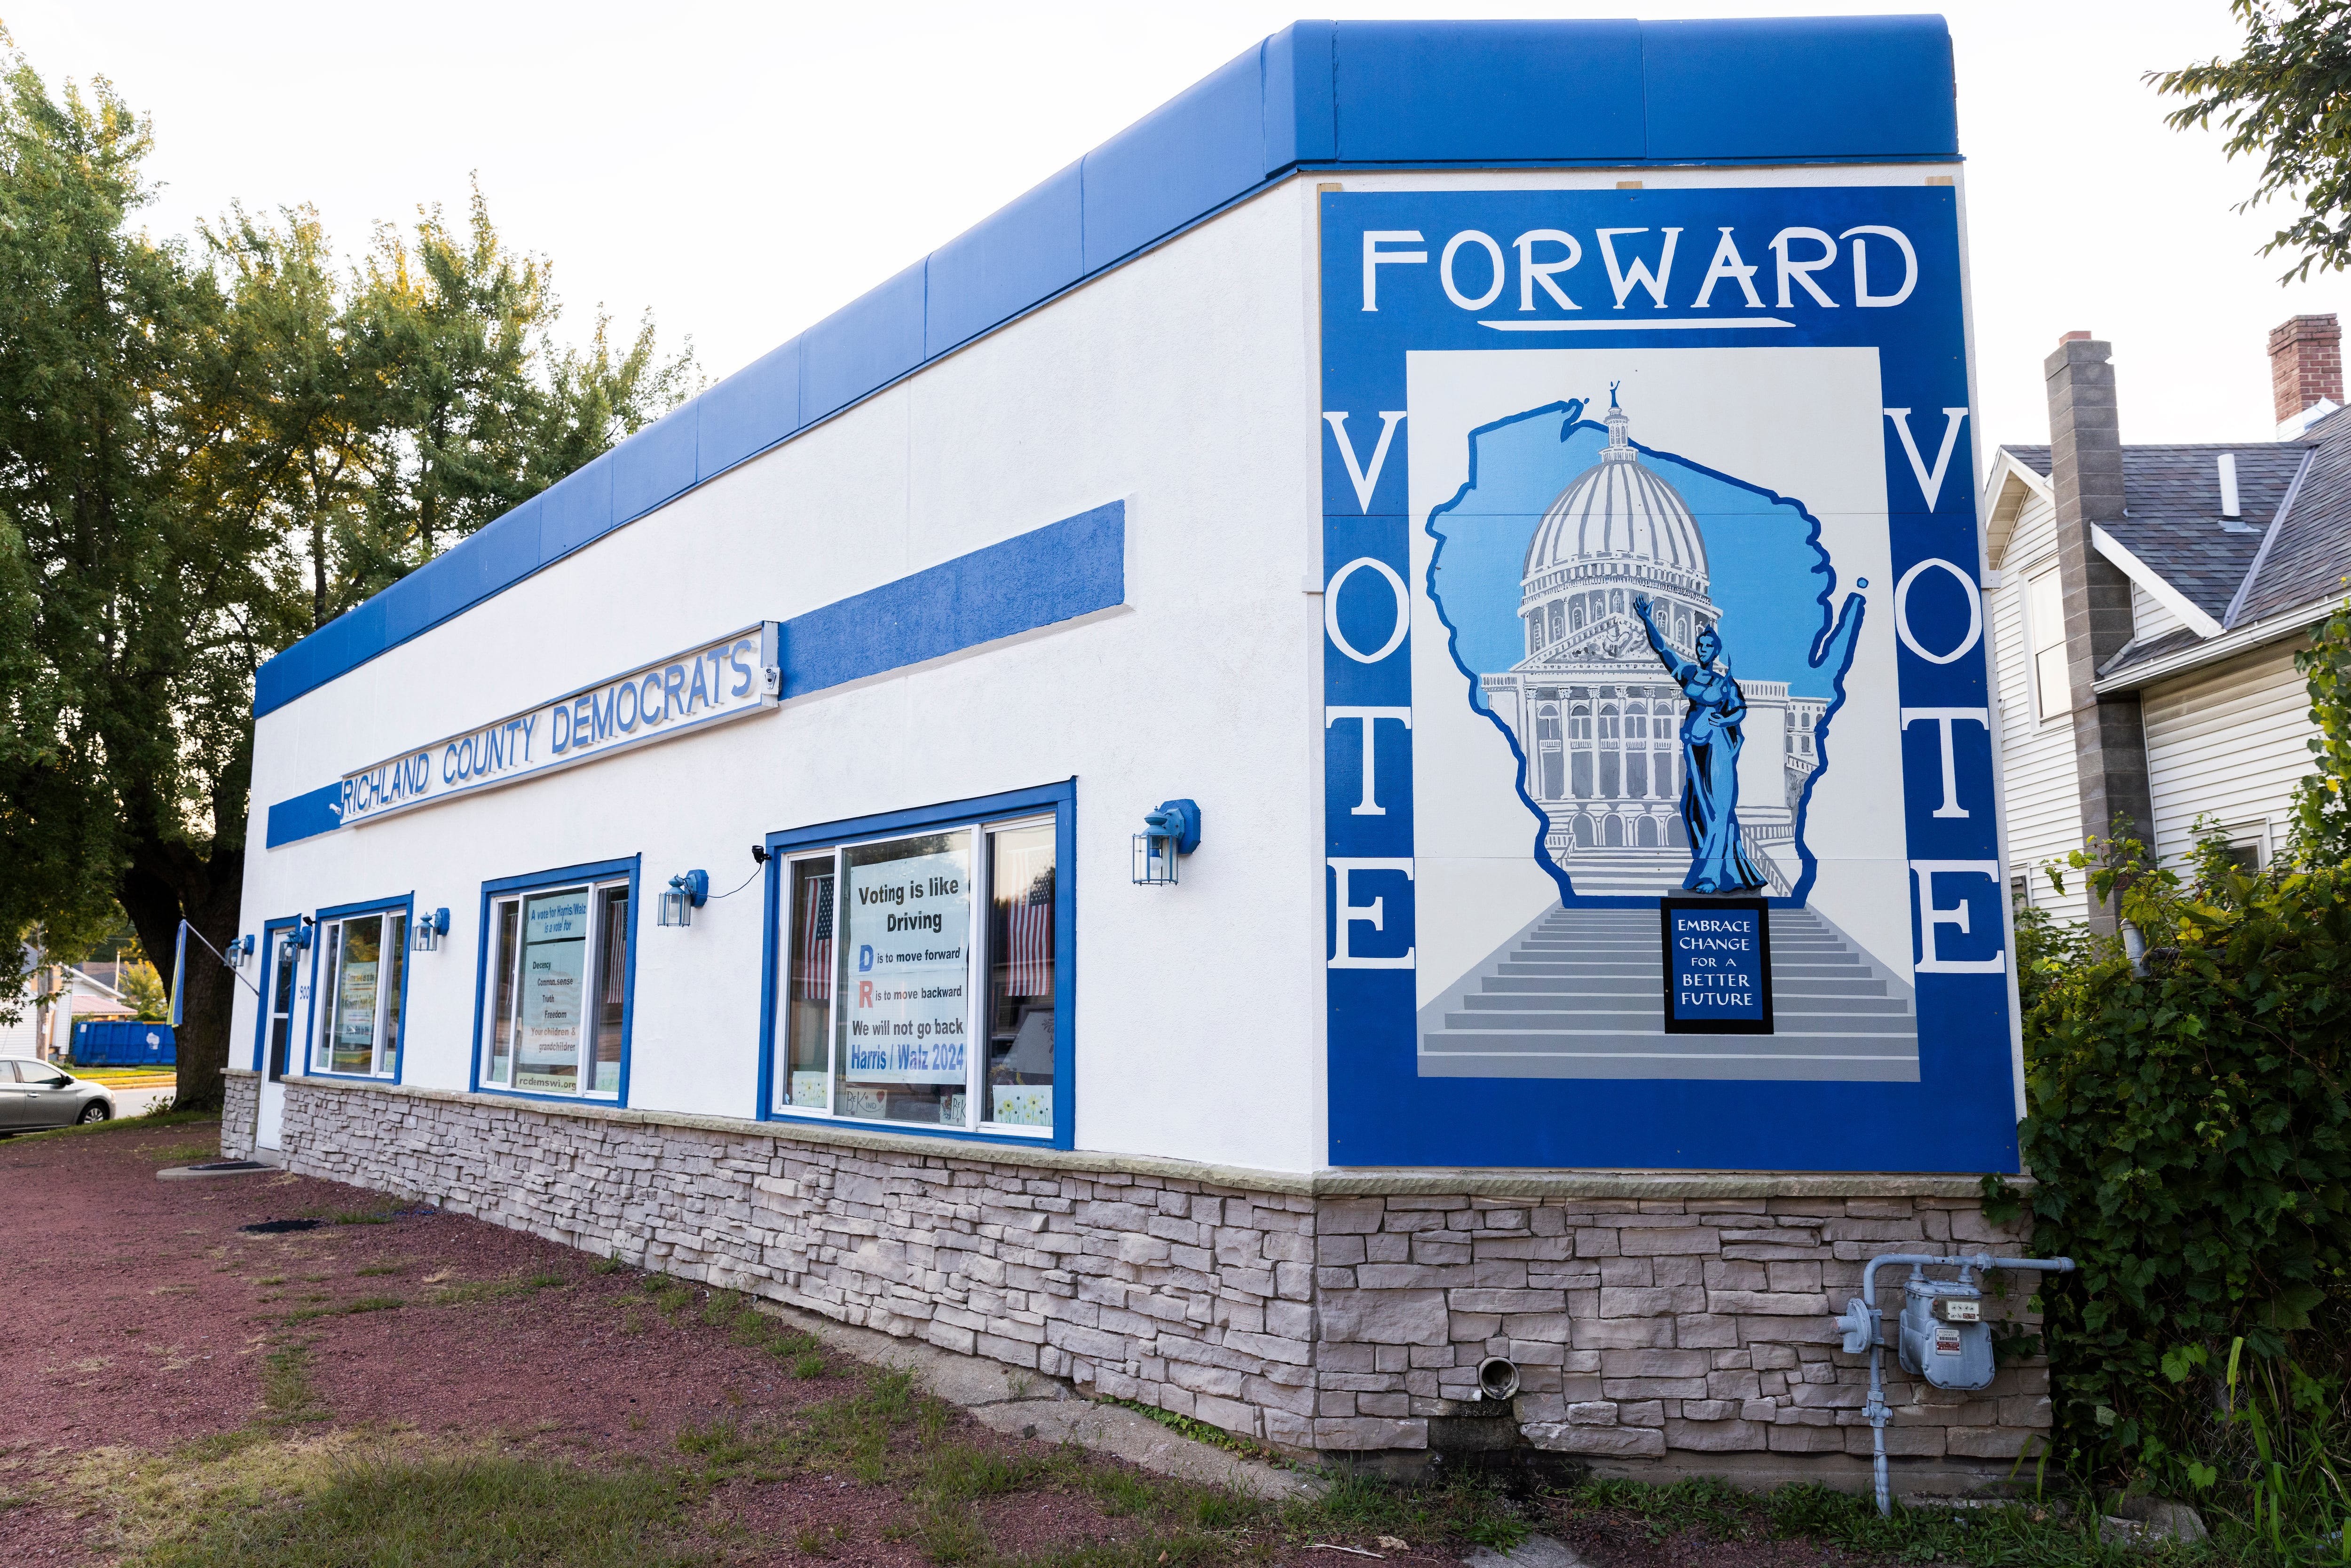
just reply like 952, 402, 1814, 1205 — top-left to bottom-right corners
1478, 393, 1822, 896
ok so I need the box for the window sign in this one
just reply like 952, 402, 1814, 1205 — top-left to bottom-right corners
312, 906, 406, 1078
841, 838, 971, 1089
518, 892, 591, 1093
829, 832, 973, 1125
481, 873, 631, 1099
773, 806, 1059, 1137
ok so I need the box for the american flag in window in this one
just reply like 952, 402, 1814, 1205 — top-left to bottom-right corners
795, 872, 833, 1002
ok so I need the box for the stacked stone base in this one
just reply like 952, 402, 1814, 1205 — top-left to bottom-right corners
220, 1069, 259, 1159
227, 1072, 2048, 1487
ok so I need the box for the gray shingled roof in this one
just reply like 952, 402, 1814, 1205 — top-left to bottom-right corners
2233, 405, 2351, 623
2101, 444, 2308, 622
1994, 433, 2347, 677
2099, 626, 2201, 678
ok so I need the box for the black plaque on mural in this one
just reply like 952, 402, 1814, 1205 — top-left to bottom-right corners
1659, 897, 1773, 1035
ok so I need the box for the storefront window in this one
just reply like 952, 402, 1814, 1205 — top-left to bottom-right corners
480, 872, 631, 1098
313, 907, 407, 1078
781, 858, 835, 1110
772, 803, 1061, 1138
982, 820, 1056, 1127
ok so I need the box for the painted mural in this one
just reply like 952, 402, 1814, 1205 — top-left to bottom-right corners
1320, 185, 2018, 1172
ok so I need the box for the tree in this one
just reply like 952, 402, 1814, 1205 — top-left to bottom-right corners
0, 51, 257, 1103
0, 41, 693, 1110
2152, 0, 2351, 284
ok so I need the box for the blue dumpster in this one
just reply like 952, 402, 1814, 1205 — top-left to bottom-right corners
70, 1019, 177, 1067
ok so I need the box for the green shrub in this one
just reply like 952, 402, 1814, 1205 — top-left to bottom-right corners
1990, 607, 2351, 1499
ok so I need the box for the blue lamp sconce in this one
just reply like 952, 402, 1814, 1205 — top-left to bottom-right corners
294, 916, 315, 951
226, 934, 257, 969
660, 869, 710, 928
1132, 799, 1202, 886
411, 907, 452, 953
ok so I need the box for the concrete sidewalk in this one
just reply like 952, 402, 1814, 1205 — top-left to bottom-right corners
753, 1298, 1320, 1502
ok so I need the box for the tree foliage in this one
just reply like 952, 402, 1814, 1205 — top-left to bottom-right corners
2152, 0, 2351, 284
0, 39, 692, 1104
1990, 606, 2351, 1490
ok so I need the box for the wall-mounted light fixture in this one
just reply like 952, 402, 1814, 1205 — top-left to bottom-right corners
294, 917, 316, 950
659, 870, 710, 927
1131, 799, 1202, 885
226, 934, 257, 969
411, 907, 451, 953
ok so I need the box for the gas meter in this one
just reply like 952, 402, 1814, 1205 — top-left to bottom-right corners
1896, 1273, 1992, 1391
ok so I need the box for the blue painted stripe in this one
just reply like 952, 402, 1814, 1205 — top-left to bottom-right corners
267, 783, 346, 849
782, 502, 1124, 700
262, 504, 1126, 844
252, 17, 1956, 719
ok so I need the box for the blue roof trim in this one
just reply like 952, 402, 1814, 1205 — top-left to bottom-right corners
252, 16, 1957, 718
262, 503, 1126, 846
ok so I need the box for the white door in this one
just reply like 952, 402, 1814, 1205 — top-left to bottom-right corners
255, 930, 298, 1150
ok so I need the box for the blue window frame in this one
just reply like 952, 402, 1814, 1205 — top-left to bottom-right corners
304, 895, 414, 1082
759, 781, 1074, 1150
469, 856, 640, 1104
252, 916, 303, 1081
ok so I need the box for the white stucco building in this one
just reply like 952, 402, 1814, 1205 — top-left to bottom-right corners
217, 18, 2049, 1485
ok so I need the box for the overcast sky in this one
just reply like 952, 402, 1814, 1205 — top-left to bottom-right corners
5, 1, 2329, 462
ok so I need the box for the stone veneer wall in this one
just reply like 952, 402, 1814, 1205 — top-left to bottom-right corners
255, 1076, 2048, 1482
221, 1068, 260, 1159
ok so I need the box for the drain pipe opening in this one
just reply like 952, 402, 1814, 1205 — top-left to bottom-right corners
1475, 1356, 1521, 1403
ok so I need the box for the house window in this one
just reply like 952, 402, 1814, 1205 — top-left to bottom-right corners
478, 863, 634, 1098
2027, 567, 2071, 720
769, 786, 1069, 1141
312, 904, 408, 1079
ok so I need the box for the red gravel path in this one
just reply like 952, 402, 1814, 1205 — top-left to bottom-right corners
0, 1121, 1902, 1568
0, 1122, 1478, 1566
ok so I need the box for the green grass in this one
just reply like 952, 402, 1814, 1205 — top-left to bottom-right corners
18, 1107, 216, 1140
283, 1296, 400, 1325
655, 1283, 831, 1378
427, 1273, 565, 1307
1097, 1397, 1287, 1466
136, 1452, 708, 1568
1554, 1476, 2213, 1566
260, 1344, 325, 1427
354, 1263, 403, 1278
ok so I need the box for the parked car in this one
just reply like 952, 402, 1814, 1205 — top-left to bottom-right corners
0, 1058, 115, 1130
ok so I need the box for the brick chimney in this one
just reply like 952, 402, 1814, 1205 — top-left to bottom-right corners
2044, 333, 2153, 933
2269, 313, 2342, 425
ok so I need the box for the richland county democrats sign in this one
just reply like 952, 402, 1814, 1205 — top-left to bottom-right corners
337, 623, 780, 827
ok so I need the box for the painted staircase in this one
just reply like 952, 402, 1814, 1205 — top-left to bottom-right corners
1416, 903, 1917, 1081
1552, 844, 1796, 898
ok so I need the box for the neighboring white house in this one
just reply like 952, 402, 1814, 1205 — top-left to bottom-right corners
0, 961, 137, 1059
1980, 315, 2345, 927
